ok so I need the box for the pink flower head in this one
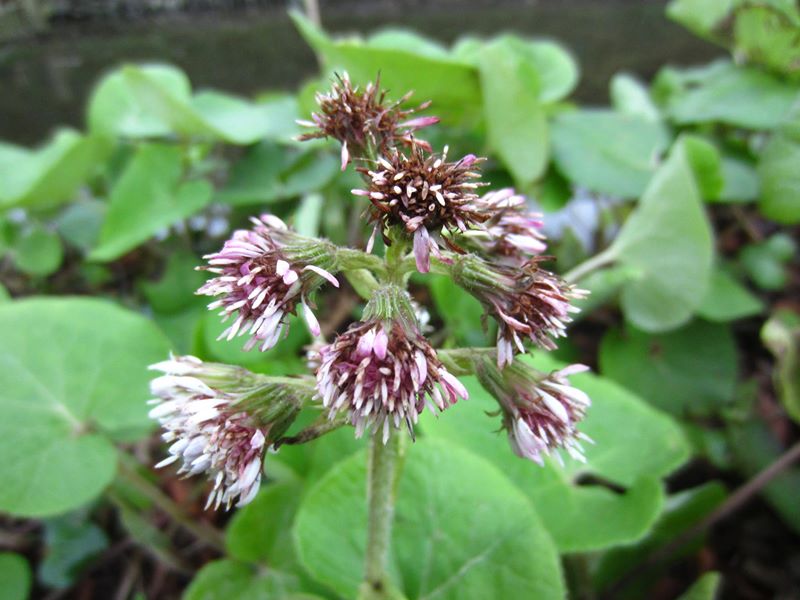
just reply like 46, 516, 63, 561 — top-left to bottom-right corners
148, 356, 268, 509
353, 144, 487, 272
297, 72, 438, 169
462, 188, 547, 264
198, 214, 339, 351
454, 256, 586, 367
315, 320, 468, 442
505, 364, 593, 465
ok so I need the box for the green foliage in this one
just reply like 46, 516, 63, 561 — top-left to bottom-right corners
599, 320, 738, 417
0, 298, 170, 516
602, 137, 714, 332
761, 309, 800, 423
294, 438, 565, 599
427, 355, 689, 552
90, 143, 213, 261
1, 4, 798, 598
551, 109, 671, 197
0, 553, 32, 600
39, 512, 109, 588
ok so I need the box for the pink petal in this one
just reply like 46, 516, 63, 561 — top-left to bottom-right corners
303, 264, 340, 288
340, 141, 350, 171
302, 298, 321, 336
413, 228, 431, 273
373, 328, 388, 360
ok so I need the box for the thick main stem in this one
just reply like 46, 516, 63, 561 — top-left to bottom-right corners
361, 433, 402, 599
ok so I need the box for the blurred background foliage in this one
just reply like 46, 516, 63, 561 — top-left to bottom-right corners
0, 0, 799, 599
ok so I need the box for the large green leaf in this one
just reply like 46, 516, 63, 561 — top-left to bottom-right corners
479, 37, 549, 186
606, 137, 714, 332
217, 142, 338, 206
426, 354, 689, 552
660, 60, 799, 129
39, 513, 109, 589
0, 297, 171, 516
599, 320, 738, 417
87, 64, 189, 138
0, 553, 31, 600
121, 65, 274, 144
677, 572, 722, 600
0, 130, 105, 209
759, 113, 800, 224
293, 438, 565, 599
550, 110, 671, 198
90, 144, 213, 262
291, 12, 482, 123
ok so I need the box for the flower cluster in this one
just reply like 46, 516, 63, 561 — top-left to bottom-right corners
148, 356, 271, 509
297, 73, 438, 170
198, 214, 339, 351
353, 144, 487, 272
477, 359, 592, 465
315, 318, 468, 442
149, 75, 594, 512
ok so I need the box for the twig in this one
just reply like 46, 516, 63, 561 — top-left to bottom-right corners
277, 416, 349, 446
606, 439, 800, 597
116, 453, 225, 552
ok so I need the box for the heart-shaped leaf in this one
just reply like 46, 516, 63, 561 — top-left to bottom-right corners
0, 297, 171, 516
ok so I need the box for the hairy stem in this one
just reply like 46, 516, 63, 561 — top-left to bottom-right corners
360, 433, 405, 599
562, 248, 616, 284
277, 416, 349, 446
116, 453, 225, 552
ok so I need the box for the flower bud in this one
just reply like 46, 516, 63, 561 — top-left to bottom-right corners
452, 255, 587, 367
198, 214, 340, 352
148, 355, 306, 509
353, 144, 487, 272
314, 286, 468, 442
476, 358, 592, 465
460, 188, 547, 264
297, 72, 438, 169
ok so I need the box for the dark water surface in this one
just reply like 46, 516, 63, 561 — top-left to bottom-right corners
0, 2, 721, 145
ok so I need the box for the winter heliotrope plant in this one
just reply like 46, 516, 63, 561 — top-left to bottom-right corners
148, 72, 591, 597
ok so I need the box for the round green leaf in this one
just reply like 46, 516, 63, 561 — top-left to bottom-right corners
0, 553, 32, 600
293, 438, 565, 599
0, 297, 171, 516
0, 130, 106, 210
599, 320, 738, 417
663, 60, 799, 129
87, 63, 189, 138
12, 225, 63, 277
